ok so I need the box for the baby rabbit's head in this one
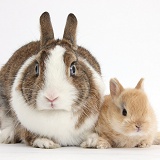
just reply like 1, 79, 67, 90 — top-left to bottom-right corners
109, 78, 155, 136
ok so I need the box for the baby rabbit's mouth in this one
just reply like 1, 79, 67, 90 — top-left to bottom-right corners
136, 125, 141, 132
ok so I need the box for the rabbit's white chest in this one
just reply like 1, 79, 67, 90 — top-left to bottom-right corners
11, 90, 96, 146
28, 111, 96, 146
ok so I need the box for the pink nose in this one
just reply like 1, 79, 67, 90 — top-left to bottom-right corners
46, 97, 58, 102
135, 125, 141, 132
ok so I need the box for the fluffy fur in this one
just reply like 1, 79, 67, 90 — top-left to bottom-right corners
0, 12, 105, 148
95, 78, 158, 148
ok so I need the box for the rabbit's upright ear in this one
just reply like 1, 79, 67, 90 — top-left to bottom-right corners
63, 13, 77, 49
40, 12, 54, 48
135, 78, 144, 90
110, 78, 124, 101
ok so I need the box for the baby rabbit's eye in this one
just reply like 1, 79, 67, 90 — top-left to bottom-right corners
122, 109, 127, 116
35, 63, 39, 76
70, 62, 76, 76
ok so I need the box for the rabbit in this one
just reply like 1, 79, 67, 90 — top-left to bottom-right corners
0, 12, 105, 149
95, 78, 159, 148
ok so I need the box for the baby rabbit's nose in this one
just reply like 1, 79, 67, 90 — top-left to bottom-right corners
136, 125, 140, 129
135, 125, 141, 132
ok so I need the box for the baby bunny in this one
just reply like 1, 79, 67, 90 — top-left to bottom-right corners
96, 78, 158, 148
0, 12, 105, 148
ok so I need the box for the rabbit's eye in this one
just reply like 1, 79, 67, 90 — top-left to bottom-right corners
122, 109, 127, 116
70, 63, 76, 76
35, 63, 39, 76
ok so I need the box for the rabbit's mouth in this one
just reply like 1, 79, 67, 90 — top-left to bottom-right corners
135, 125, 141, 132
46, 97, 59, 108
46, 96, 58, 103
51, 103, 54, 108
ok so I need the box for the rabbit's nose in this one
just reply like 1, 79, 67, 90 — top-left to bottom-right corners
135, 125, 141, 132
45, 96, 58, 102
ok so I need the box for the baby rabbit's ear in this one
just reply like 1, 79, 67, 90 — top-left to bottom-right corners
63, 13, 77, 49
135, 78, 144, 90
110, 78, 124, 100
40, 12, 54, 48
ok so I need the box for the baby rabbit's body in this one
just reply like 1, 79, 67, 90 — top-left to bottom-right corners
0, 12, 105, 148
96, 78, 157, 148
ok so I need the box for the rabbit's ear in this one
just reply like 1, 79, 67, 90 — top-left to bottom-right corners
40, 12, 54, 48
135, 78, 144, 90
63, 13, 77, 49
110, 78, 124, 100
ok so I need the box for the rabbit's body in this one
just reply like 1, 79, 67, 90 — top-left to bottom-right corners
96, 79, 157, 148
0, 13, 105, 148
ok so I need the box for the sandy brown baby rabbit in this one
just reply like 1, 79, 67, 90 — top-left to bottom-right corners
0, 12, 105, 148
96, 78, 159, 148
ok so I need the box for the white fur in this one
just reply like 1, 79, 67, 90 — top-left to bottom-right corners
11, 45, 102, 146
37, 45, 78, 111
11, 95, 97, 145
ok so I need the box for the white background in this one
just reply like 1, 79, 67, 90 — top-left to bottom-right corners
0, 0, 160, 159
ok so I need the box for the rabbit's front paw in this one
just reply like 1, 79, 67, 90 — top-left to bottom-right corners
0, 127, 14, 144
33, 138, 60, 149
96, 137, 111, 149
136, 140, 152, 148
80, 133, 99, 148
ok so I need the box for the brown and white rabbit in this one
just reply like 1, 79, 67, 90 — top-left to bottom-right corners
95, 78, 158, 148
0, 12, 105, 148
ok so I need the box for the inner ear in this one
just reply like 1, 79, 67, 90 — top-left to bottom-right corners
63, 13, 77, 49
110, 78, 124, 100
40, 12, 54, 48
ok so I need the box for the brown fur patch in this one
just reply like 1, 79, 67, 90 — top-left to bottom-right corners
74, 61, 101, 128
20, 128, 38, 146
16, 50, 50, 107
0, 41, 40, 97
77, 46, 101, 74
